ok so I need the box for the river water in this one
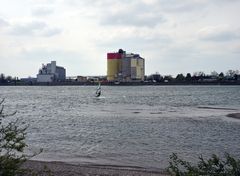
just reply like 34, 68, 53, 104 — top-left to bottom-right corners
0, 86, 240, 169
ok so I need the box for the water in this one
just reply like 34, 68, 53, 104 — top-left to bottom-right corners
0, 85, 240, 169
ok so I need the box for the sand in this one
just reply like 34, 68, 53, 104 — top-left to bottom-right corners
226, 113, 240, 119
21, 160, 169, 176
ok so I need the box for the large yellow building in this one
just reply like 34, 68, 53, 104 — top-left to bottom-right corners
107, 52, 123, 81
107, 49, 145, 82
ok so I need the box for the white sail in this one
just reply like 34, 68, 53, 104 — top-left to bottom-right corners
95, 82, 101, 97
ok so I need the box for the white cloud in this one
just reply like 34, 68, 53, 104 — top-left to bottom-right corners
101, 11, 165, 27
32, 6, 54, 16
0, 18, 9, 27
8, 21, 62, 37
198, 26, 240, 42
9, 21, 46, 35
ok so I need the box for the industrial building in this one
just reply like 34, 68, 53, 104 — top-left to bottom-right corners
107, 49, 145, 82
37, 61, 66, 82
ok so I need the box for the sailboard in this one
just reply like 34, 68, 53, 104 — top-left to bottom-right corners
95, 82, 101, 97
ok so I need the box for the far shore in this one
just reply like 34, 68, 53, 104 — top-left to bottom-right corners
21, 160, 169, 176
1, 78, 240, 87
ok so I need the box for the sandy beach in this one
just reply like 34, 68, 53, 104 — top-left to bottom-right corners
21, 160, 169, 176
227, 113, 240, 119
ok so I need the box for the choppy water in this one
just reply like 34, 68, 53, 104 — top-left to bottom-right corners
0, 86, 240, 169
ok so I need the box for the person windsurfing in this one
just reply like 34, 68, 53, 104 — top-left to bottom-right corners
95, 82, 101, 97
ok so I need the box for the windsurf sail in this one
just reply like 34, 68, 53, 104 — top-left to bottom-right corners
95, 82, 101, 97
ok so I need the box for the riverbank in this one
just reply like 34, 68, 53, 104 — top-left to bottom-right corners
1, 81, 240, 86
21, 160, 169, 176
227, 113, 240, 119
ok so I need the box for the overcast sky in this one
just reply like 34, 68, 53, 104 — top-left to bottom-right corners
0, 0, 240, 78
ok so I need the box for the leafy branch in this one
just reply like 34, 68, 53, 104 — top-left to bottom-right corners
168, 153, 240, 176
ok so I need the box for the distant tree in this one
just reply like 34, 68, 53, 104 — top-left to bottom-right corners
164, 75, 173, 82
193, 71, 205, 77
0, 73, 5, 83
218, 72, 225, 81
175, 74, 185, 82
211, 71, 219, 77
6, 76, 12, 83
219, 72, 224, 78
193, 71, 205, 81
226, 70, 239, 78
185, 73, 192, 82
234, 74, 238, 81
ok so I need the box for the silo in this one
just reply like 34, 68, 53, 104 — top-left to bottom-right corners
107, 53, 122, 81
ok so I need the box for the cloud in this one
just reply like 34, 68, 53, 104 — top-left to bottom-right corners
98, 1, 166, 27
9, 21, 46, 35
198, 26, 240, 42
26, 0, 56, 5
0, 18, 9, 27
101, 12, 165, 27
42, 28, 62, 37
32, 7, 54, 16
63, 0, 166, 27
95, 28, 172, 51
9, 21, 62, 37
149, 0, 206, 13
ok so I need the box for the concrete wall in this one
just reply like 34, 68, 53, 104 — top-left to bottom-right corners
37, 74, 54, 82
122, 57, 131, 80
130, 58, 144, 81
56, 66, 66, 81
51, 61, 56, 74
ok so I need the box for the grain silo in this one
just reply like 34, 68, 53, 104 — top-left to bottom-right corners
107, 49, 124, 81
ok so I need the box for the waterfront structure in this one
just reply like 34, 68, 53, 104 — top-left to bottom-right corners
107, 50, 123, 81
20, 77, 37, 84
76, 76, 88, 82
107, 49, 145, 82
37, 61, 66, 82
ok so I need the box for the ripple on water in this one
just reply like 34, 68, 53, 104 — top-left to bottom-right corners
1, 86, 240, 169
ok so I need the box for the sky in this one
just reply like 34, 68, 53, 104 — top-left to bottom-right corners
0, 0, 240, 78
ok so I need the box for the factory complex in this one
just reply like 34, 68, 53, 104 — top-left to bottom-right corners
37, 61, 66, 83
3, 47, 240, 85
107, 49, 145, 82
36, 49, 145, 83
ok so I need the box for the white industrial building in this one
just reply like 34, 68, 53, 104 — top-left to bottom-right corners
37, 61, 66, 83
122, 53, 145, 81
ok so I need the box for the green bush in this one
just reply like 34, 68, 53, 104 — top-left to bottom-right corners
168, 153, 240, 176
0, 99, 28, 176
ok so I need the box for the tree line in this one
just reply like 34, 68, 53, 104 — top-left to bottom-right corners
0, 74, 19, 84
147, 70, 240, 83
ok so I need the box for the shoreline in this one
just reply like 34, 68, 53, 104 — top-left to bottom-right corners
1, 81, 240, 86
21, 160, 169, 176
227, 113, 240, 119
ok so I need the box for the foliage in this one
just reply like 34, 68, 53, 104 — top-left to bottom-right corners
185, 73, 192, 82
226, 70, 239, 77
168, 153, 240, 176
176, 74, 185, 82
0, 98, 28, 176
